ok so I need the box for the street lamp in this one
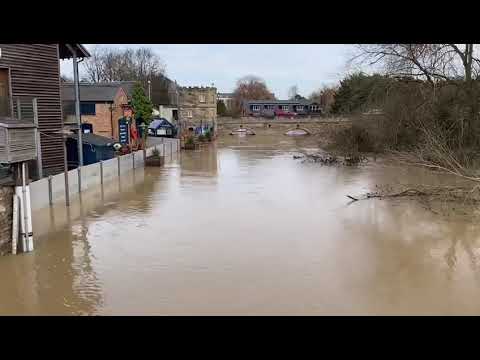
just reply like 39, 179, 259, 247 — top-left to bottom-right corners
54, 127, 75, 206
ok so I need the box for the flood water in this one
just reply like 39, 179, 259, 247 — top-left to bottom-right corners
2, 134, 480, 315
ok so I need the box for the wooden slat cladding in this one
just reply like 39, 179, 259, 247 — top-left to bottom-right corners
0, 44, 63, 174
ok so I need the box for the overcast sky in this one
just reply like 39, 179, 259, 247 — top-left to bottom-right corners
60, 44, 354, 99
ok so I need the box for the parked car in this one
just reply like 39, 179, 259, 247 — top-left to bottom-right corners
275, 109, 297, 117
148, 118, 176, 138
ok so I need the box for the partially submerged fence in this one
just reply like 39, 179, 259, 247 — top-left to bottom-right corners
30, 138, 180, 211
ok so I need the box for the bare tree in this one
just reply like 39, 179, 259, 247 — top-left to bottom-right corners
82, 46, 106, 82
81, 46, 166, 87
351, 44, 479, 85
231, 75, 275, 115
310, 85, 337, 114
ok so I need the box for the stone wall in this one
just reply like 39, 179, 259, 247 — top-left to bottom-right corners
0, 186, 14, 255
178, 86, 217, 128
217, 116, 352, 133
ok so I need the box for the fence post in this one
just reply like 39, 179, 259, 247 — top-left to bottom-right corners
33, 98, 43, 179
77, 167, 82, 193
132, 151, 135, 169
48, 176, 53, 206
117, 156, 121, 177
100, 160, 104, 185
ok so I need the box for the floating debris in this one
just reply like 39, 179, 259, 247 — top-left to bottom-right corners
293, 151, 365, 166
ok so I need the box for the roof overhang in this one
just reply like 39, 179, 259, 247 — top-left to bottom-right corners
59, 44, 91, 60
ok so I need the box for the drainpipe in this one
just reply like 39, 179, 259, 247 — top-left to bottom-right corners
110, 103, 114, 137
66, 44, 83, 167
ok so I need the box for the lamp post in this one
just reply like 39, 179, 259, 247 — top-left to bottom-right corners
65, 44, 84, 167
54, 127, 75, 206
148, 80, 152, 101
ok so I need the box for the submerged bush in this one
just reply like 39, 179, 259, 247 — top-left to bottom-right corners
185, 136, 195, 146
205, 131, 212, 141
331, 122, 376, 156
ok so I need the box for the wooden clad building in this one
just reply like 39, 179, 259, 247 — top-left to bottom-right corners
0, 44, 89, 176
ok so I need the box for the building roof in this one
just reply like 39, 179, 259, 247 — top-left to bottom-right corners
150, 118, 175, 128
58, 44, 91, 60
67, 133, 116, 147
218, 92, 234, 97
61, 82, 132, 102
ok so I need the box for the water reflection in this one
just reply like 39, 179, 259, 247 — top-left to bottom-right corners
180, 143, 218, 177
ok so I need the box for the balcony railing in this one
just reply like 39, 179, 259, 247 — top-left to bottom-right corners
13, 97, 43, 179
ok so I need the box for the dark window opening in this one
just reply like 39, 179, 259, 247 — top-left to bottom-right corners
0, 68, 11, 117
80, 102, 96, 116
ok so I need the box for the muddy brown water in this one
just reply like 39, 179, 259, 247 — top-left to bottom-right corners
1, 134, 480, 315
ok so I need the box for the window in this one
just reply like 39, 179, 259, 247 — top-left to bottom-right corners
296, 105, 304, 111
281, 105, 289, 111
0, 68, 11, 117
199, 94, 206, 103
252, 105, 261, 111
310, 105, 320, 112
184, 110, 193, 118
80, 102, 96, 116
264, 105, 275, 110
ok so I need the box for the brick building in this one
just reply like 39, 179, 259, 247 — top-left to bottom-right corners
61, 82, 131, 140
178, 86, 217, 132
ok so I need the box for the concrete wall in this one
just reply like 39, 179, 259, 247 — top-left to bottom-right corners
158, 105, 177, 123
29, 137, 180, 211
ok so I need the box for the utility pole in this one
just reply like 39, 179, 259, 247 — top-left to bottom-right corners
66, 44, 83, 167
175, 80, 181, 139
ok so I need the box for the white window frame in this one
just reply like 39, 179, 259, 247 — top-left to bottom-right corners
310, 105, 319, 111
184, 110, 193, 118
296, 105, 304, 111
265, 105, 275, 110
199, 94, 206, 103
281, 105, 289, 111
252, 105, 261, 111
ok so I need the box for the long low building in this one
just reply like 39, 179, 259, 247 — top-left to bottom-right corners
242, 99, 322, 116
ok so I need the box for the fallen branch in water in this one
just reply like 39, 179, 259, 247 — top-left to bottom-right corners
294, 151, 367, 166
347, 185, 480, 203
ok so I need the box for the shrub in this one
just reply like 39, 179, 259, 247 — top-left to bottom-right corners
331, 122, 376, 156
152, 148, 160, 157
185, 136, 195, 146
